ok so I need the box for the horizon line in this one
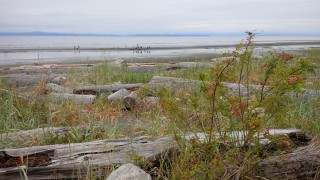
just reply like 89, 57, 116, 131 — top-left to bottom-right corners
0, 31, 319, 37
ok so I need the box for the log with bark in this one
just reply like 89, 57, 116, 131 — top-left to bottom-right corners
71, 76, 259, 97
50, 93, 96, 105
0, 73, 50, 87
0, 128, 311, 179
0, 136, 176, 179
148, 76, 251, 96
127, 62, 210, 72
161, 62, 211, 71
73, 83, 143, 95
0, 89, 29, 100
72, 76, 200, 96
259, 139, 320, 180
0, 126, 112, 149
73, 76, 320, 101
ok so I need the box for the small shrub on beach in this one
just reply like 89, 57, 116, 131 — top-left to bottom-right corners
163, 32, 316, 179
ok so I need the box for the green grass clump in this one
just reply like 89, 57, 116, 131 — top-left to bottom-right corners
68, 62, 155, 86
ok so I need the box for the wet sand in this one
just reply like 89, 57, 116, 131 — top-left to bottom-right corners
0, 41, 319, 67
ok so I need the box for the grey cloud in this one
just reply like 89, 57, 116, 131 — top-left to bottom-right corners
0, 0, 319, 34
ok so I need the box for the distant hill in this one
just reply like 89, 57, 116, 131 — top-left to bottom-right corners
0, 31, 119, 36
0, 31, 318, 36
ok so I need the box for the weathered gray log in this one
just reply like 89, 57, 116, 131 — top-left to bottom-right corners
149, 76, 249, 96
127, 62, 210, 72
51, 76, 67, 85
150, 76, 320, 98
0, 73, 49, 86
73, 83, 143, 95
162, 62, 210, 70
73, 76, 319, 100
73, 76, 200, 96
0, 127, 71, 148
50, 93, 96, 104
0, 136, 176, 179
222, 82, 250, 96
0, 129, 309, 179
291, 88, 320, 101
73, 76, 247, 96
149, 76, 200, 84
259, 139, 320, 180
0, 125, 141, 149
184, 129, 310, 147
0, 89, 29, 100
106, 163, 151, 180
107, 89, 129, 102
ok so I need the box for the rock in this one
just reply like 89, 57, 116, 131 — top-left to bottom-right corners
124, 93, 140, 110
107, 89, 129, 102
106, 163, 151, 180
108, 59, 127, 68
48, 83, 72, 93
145, 96, 160, 104
51, 76, 67, 85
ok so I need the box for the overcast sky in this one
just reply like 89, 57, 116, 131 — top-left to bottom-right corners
0, 0, 319, 35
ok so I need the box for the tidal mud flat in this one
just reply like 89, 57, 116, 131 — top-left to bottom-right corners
0, 40, 320, 67
0, 41, 319, 89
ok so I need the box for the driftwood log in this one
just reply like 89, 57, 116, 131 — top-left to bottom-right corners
0, 136, 176, 179
50, 93, 96, 105
149, 76, 200, 84
148, 76, 252, 96
73, 83, 143, 95
73, 76, 200, 96
127, 62, 210, 72
0, 73, 50, 87
259, 139, 320, 180
74, 76, 320, 101
72, 76, 250, 96
0, 126, 101, 149
0, 89, 29, 100
0, 129, 310, 179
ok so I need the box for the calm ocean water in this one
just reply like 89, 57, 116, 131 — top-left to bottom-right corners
1, 35, 320, 66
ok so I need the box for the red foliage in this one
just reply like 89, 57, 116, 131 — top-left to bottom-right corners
287, 76, 300, 85
278, 52, 294, 62
230, 102, 246, 116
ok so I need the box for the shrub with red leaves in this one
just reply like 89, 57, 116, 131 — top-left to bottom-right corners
287, 76, 300, 85
278, 52, 294, 62
230, 102, 246, 116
